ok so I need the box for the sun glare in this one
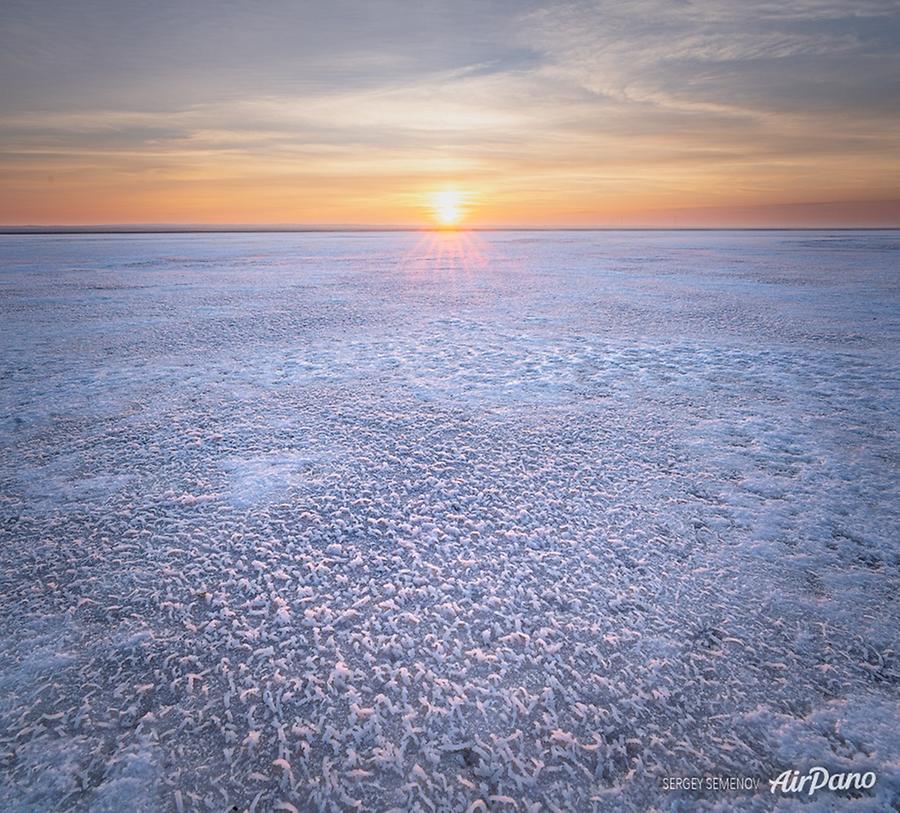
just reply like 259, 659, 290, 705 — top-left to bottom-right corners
431, 189, 464, 228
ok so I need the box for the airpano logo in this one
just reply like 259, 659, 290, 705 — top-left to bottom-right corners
769, 766, 876, 796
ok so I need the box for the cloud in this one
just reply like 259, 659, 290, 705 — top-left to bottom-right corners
1, 0, 898, 224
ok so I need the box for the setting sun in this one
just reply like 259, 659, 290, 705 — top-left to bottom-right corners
431, 189, 464, 228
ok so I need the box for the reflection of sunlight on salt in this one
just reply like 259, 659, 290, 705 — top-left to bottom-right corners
399, 230, 489, 278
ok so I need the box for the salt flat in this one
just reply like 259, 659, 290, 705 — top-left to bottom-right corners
0, 230, 897, 811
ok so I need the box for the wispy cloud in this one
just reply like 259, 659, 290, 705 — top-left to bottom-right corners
1, 0, 898, 225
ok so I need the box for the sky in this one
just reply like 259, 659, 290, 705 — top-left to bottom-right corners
1, 0, 899, 228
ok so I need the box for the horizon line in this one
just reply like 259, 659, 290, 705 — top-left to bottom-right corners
2, 225, 899, 235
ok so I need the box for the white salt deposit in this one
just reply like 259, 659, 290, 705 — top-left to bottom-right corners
0, 230, 897, 810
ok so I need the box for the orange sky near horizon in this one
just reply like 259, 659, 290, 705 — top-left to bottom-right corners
2, 1, 899, 228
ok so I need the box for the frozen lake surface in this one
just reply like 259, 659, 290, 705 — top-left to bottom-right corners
0, 230, 898, 811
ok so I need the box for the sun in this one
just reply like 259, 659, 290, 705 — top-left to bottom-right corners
431, 189, 464, 228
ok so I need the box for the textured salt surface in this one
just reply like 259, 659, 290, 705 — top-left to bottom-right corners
0, 230, 898, 811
